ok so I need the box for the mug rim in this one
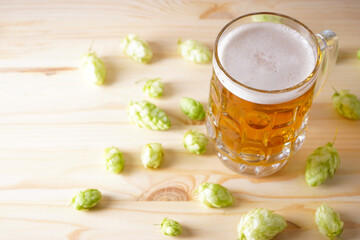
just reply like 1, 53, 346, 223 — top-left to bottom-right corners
214, 12, 321, 94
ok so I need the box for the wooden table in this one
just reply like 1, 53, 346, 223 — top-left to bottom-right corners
1, 0, 359, 239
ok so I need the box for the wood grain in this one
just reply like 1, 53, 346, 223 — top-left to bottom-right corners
0, 0, 360, 239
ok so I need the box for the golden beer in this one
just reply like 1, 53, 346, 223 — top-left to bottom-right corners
206, 13, 339, 176
208, 72, 314, 169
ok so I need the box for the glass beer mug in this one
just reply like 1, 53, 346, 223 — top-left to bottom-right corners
206, 12, 339, 176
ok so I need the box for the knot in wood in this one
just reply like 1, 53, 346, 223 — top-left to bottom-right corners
146, 186, 189, 201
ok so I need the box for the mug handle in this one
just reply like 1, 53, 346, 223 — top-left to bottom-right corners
313, 30, 339, 97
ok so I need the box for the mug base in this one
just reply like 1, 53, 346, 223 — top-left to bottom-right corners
216, 148, 289, 177
207, 115, 308, 177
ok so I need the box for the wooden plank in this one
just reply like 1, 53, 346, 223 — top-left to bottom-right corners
0, 202, 359, 239
0, 0, 359, 239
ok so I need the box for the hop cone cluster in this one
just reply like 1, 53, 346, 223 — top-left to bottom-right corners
305, 142, 340, 186
127, 100, 171, 131
71, 189, 102, 210
197, 182, 234, 208
178, 39, 212, 64
315, 203, 344, 239
237, 208, 287, 240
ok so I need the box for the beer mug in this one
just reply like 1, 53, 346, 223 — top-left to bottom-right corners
206, 12, 339, 176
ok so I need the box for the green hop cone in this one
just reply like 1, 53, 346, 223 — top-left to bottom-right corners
197, 182, 234, 208
237, 208, 287, 240
81, 51, 106, 85
143, 78, 164, 98
141, 143, 164, 169
180, 97, 206, 121
357, 49, 360, 59
183, 130, 208, 154
332, 89, 360, 120
120, 34, 153, 63
71, 189, 102, 210
104, 147, 124, 173
251, 14, 280, 23
177, 39, 212, 64
305, 142, 340, 186
315, 203, 344, 239
161, 218, 182, 236
127, 100, 171, 131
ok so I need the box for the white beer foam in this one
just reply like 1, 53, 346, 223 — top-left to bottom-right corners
215, 22, 316, 104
